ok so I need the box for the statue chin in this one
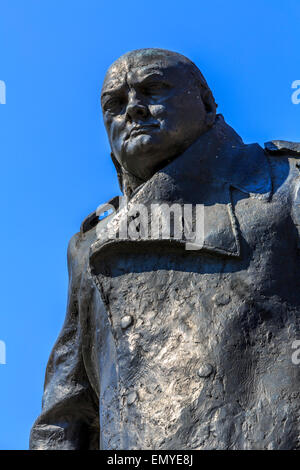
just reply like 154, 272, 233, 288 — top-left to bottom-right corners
124, 132, 158, 156
121, 135, 168, 177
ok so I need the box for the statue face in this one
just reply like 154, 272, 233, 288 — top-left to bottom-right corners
101, 51, 214, 181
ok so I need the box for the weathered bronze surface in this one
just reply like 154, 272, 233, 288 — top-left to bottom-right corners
30, 49, 299, 450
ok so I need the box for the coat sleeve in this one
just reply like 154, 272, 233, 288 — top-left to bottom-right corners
29, 234, 100, 450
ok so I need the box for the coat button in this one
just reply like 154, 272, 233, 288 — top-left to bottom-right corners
197, 363, 214, 378
121, 315, 133, 329
127, 391, 137, 405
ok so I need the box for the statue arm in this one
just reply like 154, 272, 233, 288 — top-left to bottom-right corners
29, 234, 99, 450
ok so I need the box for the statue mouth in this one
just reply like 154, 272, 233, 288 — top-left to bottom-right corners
127, 124, 159, 139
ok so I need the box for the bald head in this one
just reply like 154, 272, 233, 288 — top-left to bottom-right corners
101, 48, 217, 185
103, 48, 212, 93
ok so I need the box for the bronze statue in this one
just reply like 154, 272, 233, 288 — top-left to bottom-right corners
30, 49, 300, 450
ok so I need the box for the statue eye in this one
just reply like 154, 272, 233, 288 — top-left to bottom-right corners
104, 97, 125, 113
142, 82, 170, 96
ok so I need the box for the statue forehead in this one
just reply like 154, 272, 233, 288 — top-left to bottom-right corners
102, 49, 191, 91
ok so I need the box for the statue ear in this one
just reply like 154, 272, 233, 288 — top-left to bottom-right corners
110, 152, 124, 193
202, 89, 217, 128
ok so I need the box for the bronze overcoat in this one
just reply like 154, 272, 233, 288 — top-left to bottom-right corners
30, 117, 300, 449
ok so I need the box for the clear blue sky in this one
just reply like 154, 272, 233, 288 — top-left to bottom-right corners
0, 0, 299, 450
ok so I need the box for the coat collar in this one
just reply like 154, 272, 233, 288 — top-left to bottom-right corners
129, 114, 272, 203
90, 116, 272, 262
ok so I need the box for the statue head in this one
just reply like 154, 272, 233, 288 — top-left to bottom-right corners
101, 48, 217, 193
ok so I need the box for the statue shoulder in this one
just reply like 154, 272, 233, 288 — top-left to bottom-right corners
264, 140, 300, 157
66, 195, 123, 271
80, 195, 122, 234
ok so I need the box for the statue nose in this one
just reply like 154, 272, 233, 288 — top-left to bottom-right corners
126, 98, 148, 121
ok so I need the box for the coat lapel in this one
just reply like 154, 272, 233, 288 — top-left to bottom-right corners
90, 116, 272, 263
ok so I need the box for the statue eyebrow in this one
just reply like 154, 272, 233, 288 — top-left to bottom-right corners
101, 84, 127, 101
101, 71, 170, 103
137, 69, 165, 80
139, 73, 168, 84
131, 72, 172, 91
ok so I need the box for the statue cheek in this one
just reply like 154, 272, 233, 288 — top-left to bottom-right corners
108, 117, 124, 138
148, 104, 165, 118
